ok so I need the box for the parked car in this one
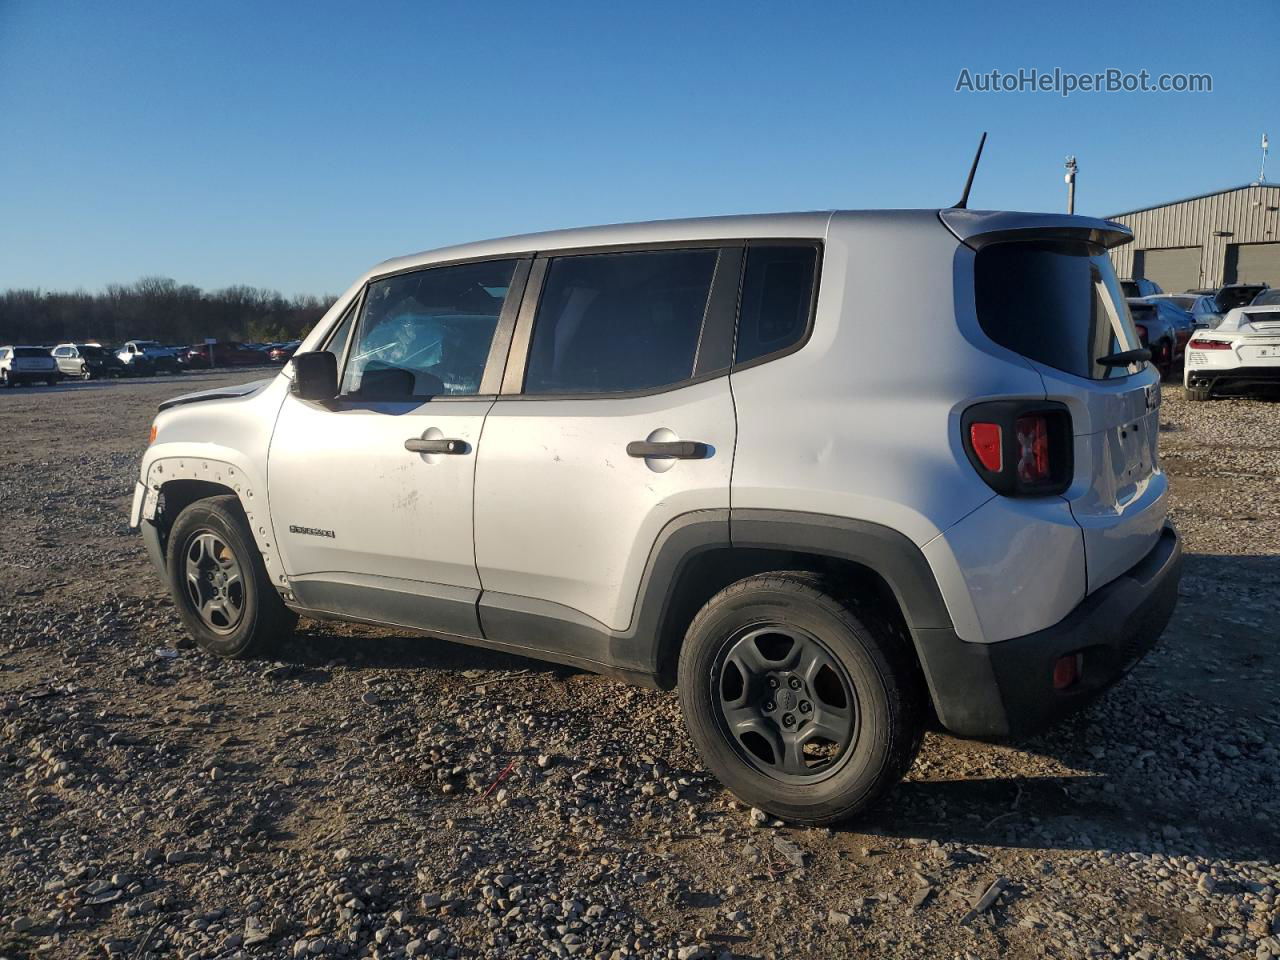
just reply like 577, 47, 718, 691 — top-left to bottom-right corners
1127, 297, 1196, 379
117, 340, 179, 376
1212, 283, 1269, 313
267, 341, 300, 363
1250, 288, 1280, 307
0, 345, 60, 386
182, 341, 269, 367
130, 208, 1181, 825
52, 342, 126, 380
1184, 303, 1280, 400
1120, 277, 1163, 298
1146, 293, 1220, 326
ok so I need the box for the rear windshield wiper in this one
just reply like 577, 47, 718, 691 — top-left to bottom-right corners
1097, 348, 1151, 367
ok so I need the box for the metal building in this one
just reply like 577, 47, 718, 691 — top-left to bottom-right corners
1106, 183, 1280, 292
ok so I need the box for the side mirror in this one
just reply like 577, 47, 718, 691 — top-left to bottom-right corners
291, 351, 338, 401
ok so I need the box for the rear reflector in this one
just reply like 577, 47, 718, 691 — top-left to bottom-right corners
1188, 338, 1231, 350
1052, 653, 1082, 690
968, 423, 1003, 472
1014, 414, 1050, 484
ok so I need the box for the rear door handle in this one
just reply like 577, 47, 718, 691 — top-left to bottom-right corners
405, 438, 470, 455
626, 440, 709, 459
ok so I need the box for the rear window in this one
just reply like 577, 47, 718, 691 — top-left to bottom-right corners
1120, 280, 1140, 298
975, 241, 1140, 380
14, 347, 49, 358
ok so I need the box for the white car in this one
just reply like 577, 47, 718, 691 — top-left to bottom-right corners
130, 207, 1182, 825
0, 345, 59, 387
1184, 304, 1280, 400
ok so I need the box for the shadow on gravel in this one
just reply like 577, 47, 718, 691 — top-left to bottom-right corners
856, 552, 1280, 863
266, 624, 574, 678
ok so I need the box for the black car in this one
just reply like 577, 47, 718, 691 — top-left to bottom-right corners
52, 343, 126, 380
1128, 297, 1196, 380
1213, 283, 1269, 313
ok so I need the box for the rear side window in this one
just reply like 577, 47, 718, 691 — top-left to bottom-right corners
975, 241, 1138, 380
735, 245, 818, 365
524, 249, 717, 395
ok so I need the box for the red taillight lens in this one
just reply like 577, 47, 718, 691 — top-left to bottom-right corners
1052, 653, 1082, 690
1014, 414, 1050, 484
1188, 338, 1231, 350
968, 423, 1003, 472
1134, 323, 1148, 342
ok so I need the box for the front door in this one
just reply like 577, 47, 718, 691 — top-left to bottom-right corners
268, 257, 527, 637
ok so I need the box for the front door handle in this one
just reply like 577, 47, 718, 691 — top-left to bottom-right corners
405, 438, 470, 455
626, 440, 709, 459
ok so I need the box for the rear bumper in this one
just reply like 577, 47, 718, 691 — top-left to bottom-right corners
1188, 366, 1280, 392
915, 522, 1182, 737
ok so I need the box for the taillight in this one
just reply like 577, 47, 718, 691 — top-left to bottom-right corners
1014, 414, 1050, 484
1134, 323, 1148, 343
1188, 338, 1231, 350
968, 423, 1003, 472
148, 423, 158, 445
962, 401, 1072, 496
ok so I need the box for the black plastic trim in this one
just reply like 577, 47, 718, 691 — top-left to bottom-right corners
915, 522, 1181, 737
289, 576, 483, 639
959, 399, 1074, 497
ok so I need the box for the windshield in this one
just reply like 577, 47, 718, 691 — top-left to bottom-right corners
975, 240, 1142, 380
81, 346, 110, 357
1251, 289, 1280, 307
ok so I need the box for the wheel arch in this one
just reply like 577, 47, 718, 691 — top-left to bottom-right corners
636, 509, 954, 692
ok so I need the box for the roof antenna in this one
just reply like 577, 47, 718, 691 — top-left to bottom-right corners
952, 131, 988, 209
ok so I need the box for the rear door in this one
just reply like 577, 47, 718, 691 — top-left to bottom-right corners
974, 239, 1167, 593
472, 245, 738, 644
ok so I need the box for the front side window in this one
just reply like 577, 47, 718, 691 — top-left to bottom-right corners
524, 248, 718, 395
735, 245, 818, 365
341, 259, 517, 400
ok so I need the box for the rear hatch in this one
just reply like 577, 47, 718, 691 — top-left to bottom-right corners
12, 347, 56, 371
1234, 310, 1280, 364
945, 210, 1168, 595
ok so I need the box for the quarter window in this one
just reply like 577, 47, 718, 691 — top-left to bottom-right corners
524, 249, 718, 395
734, 245, 818, 365
341, 259, 518, 400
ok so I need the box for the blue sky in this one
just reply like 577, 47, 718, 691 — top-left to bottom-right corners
1, 0, 1275, 296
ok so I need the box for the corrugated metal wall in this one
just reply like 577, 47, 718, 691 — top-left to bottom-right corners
1107, 184, 1280, 288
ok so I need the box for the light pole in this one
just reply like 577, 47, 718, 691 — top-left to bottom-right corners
1064, 155, 1078, 214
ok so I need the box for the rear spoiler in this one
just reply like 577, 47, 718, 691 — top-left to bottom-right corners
939, 209, 1132, 251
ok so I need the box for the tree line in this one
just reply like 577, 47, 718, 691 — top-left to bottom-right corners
0, 277, 335, 347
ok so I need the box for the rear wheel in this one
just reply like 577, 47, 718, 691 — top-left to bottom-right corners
165, 495, 296, 657
677, 572, 924, 825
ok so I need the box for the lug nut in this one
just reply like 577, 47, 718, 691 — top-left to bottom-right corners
788, 676, 802, 690
763, 701, 776, 712
799, 701, 812, 714
767, 677, 780, 689
782, 713, 796, 727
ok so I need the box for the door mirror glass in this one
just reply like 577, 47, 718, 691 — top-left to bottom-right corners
291, 351, 338, 401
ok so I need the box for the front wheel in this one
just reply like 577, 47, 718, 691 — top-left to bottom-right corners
677, 572, 924, 825
165, 495, 296, 657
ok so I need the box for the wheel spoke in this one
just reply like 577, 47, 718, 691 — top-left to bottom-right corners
803, 701, 854, 745
777, 732, 810, 776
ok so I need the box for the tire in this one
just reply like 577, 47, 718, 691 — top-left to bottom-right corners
677, 571, 925, 825
165, 495, 296, 658
80, 365, 93, 380
1184, 384, 1213, 402
1, 370, 10, 388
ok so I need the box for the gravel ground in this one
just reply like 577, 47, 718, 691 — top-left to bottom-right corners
0, 373, 1277, 960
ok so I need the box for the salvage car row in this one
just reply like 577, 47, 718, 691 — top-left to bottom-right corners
0, 339, 300, 386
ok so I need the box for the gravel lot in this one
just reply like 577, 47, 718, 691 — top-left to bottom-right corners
1, 373, 1277, 960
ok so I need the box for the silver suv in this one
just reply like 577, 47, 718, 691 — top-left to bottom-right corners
130, 209, 1182, 824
